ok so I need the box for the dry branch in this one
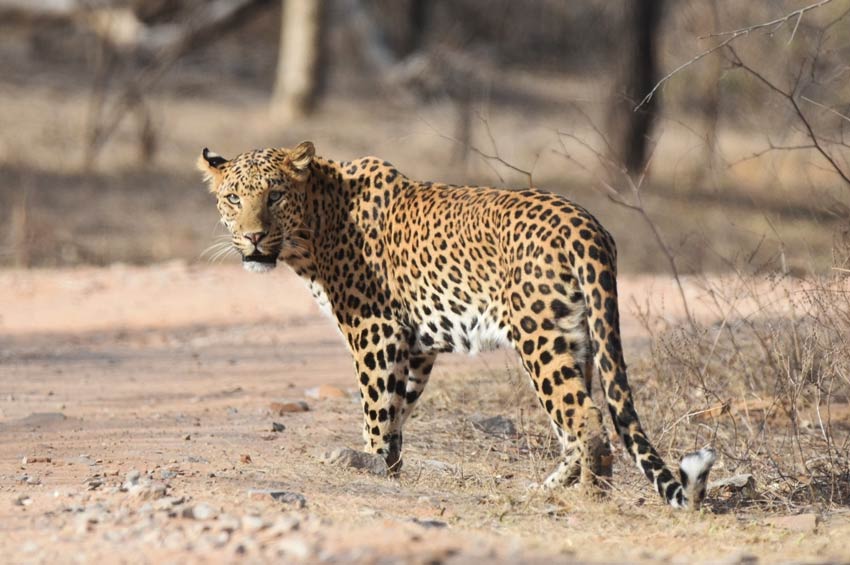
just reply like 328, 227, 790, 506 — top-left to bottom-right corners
82, 0, 270, 168
636, 0, 835, 111
727, 47, 850, 189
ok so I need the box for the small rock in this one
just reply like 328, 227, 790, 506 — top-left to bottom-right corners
304, 385, 348, 400
718, 551, 759, 565
217, 513, 241, 532
183, 502, 218, 521
271, 492, 307, 509
153, 496, 185, 511
21, 456, 51, 465
125, 470, 141, 486
471, 414, 517, 437
320, 447, 387, 477
207, 531, 230, 548
129, 482, 167, 500
268, 515, 301, 535
25, 476, 41, 486
269, 401, 310, 415
160, 469, 177, 480
764, 513, 819, 533
13, 494, 32, 506
184, 434, 191, 441
709, 474, 756, 498
410, 517, 448, 529
275, 536, 312, 560
241, 515, 269, 533
240, 454, 252, 464
86, 479, 103, 491
248, 489, 307, 509
271, 422, 286, 433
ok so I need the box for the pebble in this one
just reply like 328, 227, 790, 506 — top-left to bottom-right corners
153, 496, 185, 511
241, 515, 269, 533
320, 447, 387, 477
85, 478, 103, 491
129, 482, 167, 500
183, 502, 218, 521
410, 517, 448, 529
14, 494, 32, 506
21, 456, 51, 465
471, 414, 517, 436
271, 422, 286, 432
275, 536, 312, 560
247, 489, 307, 509
268, 515, 301, 535
125, 470, 141, 486
217, 513, 241, 532
709, 474, 756, 498
269, 401, 310, 415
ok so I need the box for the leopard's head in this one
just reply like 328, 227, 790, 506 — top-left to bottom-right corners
198, 141, 314, 273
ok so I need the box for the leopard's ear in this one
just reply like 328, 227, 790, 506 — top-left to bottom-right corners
197, 148, 228, 190
287, 141, 315, 178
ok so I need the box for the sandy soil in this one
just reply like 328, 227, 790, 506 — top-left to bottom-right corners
1, 263, 849, 563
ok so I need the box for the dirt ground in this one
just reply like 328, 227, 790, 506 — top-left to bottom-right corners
2, 263, 849, 564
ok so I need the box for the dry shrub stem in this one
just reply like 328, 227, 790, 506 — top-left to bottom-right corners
636, 0, 835, 110
646, 264, 850, 509
726, 47, 850, 189
554, 128, 697, 330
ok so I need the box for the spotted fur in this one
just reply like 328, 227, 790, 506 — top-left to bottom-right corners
198, 142, 716, 509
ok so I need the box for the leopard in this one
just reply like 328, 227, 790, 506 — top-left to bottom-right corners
197, 141, 716, 509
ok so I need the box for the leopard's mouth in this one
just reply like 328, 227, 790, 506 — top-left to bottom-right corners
241, 250, 278, 273
242, 251, 278, 264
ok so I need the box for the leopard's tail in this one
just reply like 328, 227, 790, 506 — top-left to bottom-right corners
578, 238, 715, 509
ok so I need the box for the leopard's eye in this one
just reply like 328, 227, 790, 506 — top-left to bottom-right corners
268, 190, 283, 204
225, 194, 240, 205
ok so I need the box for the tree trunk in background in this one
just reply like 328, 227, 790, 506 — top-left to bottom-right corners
401, 0, 428, 56
697, 0, 722, 190
608, 0, 664, 177
272, 0, 324, 122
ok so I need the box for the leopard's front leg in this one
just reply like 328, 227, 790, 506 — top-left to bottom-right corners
346, 321, 411, 475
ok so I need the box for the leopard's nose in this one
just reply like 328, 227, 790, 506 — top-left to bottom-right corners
244, 231, 267, 245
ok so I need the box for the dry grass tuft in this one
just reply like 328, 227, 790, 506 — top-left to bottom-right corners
634, 260, 850, 512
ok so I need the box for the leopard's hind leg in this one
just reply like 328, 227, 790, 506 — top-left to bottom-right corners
508, 271, 612, 492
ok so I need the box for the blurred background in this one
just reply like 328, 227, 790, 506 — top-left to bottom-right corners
1, 0, 848, 275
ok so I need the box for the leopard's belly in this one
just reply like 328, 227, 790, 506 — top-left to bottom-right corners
411, 299, 511, 354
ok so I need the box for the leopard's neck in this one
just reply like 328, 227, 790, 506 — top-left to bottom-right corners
284, 156, 399, 291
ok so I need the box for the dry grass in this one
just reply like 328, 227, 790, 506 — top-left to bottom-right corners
642, 271, 850, 511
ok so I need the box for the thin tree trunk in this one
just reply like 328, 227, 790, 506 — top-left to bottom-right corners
609, 0, 664, 176
272, 0, 324, 122
401, 0, 428, 57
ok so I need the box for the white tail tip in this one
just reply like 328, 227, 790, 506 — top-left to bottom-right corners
679, 447, 716, 509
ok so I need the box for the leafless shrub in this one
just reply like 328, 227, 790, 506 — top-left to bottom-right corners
636, 259, 850, 510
